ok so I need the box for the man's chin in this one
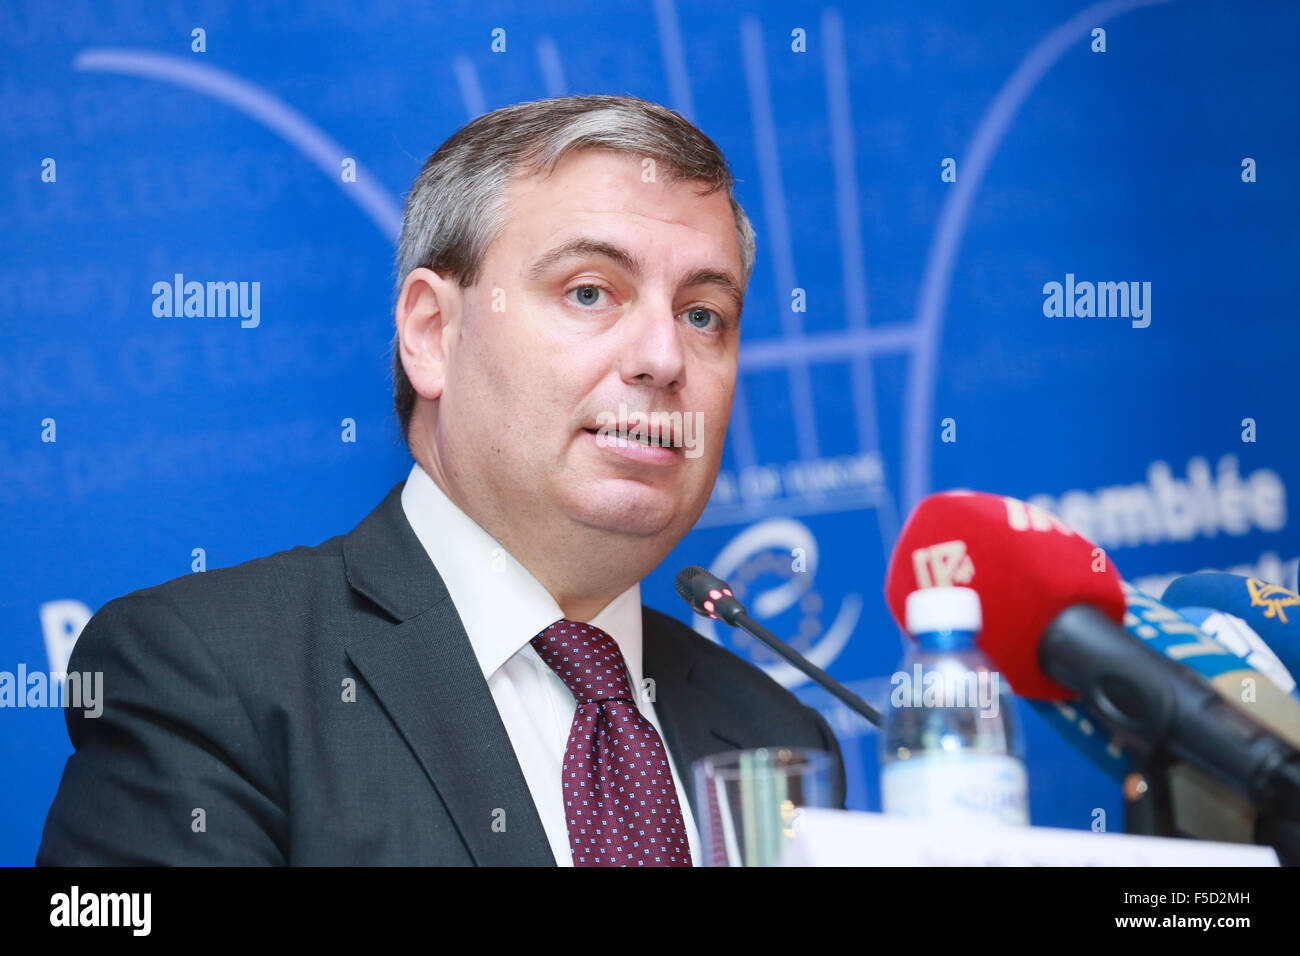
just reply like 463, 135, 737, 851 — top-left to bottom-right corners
563, 479, 686, 538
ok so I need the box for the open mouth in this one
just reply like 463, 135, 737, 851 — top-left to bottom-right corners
582, 427, 679, 449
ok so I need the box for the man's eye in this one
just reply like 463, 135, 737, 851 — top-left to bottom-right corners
568, 284, 606, 307
683, 306, 721, 331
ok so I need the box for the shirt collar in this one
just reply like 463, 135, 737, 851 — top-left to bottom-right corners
399, 461, 644, 684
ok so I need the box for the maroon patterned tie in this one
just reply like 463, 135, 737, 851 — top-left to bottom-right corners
530, 619, 693, 866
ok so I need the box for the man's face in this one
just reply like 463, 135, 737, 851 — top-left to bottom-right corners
428, 149, 743, 549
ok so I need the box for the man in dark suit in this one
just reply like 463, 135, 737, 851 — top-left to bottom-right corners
38, 94, 846, 866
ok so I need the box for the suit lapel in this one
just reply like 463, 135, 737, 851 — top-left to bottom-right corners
341, 480, 554, 866
642, 608, 753, 826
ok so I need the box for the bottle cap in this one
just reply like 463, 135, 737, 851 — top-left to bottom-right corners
905, 586, 982, 635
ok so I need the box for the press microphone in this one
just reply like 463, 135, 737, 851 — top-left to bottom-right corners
1123, 584, 1300, 848
975, 573, 1300, 847
1022, 585, 1300, 776
1175, 606, 1299, 698
674, 565, 881, 726
1164, 572, 1300, 690
1125, 584, 1300, 747
883, 491, 1300, 823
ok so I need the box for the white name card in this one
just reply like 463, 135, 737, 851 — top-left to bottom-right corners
781, 809, 1279, 866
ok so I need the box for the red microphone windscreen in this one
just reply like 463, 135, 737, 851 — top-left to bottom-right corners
884, 490, 1126, 699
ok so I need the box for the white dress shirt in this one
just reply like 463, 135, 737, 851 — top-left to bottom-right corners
400, 461, 702, 866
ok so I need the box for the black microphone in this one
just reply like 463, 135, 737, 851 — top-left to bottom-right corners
1041, 605, 1300, 819
675, 566, 881, 727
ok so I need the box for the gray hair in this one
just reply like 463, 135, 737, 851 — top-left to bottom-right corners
390, 94, 756, 445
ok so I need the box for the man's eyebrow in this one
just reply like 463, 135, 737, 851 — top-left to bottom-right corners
525, 237, 744, 311
680, 268, 745, 312
525, 238, 644, 280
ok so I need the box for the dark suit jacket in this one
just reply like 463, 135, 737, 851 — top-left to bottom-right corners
37, 479, 846, 865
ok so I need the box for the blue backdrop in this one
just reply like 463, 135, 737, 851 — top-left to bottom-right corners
3, 0, 1297, 865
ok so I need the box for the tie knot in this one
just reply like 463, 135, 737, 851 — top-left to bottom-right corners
531, 620, 635, 705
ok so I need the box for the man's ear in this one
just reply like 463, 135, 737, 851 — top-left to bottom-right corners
395, 267, 461, 401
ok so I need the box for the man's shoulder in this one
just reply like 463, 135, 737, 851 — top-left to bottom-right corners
65, 531, 365, 720
102, 478, 411, 628
108, 533, 351, 626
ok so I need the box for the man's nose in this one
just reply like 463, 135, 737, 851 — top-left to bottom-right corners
619, 299, 687, 390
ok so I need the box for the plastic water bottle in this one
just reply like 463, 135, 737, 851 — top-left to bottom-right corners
879, 586, 1029, 826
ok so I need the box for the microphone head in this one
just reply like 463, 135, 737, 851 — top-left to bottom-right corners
675, 566, 705, 604
675, 565, 744, 622
884, 490, 1126, 699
